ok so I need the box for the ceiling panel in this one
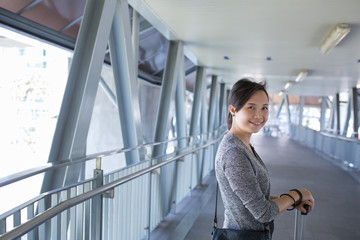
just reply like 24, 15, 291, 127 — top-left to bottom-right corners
0, 0, 34, 13
132, 0, 360, 96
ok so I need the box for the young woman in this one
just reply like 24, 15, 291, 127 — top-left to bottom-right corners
214, 79, 315, 237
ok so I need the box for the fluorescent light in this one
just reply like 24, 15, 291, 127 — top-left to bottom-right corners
295, 70, 308, 82
284, 81, 292, 89
320, 23, 350, 54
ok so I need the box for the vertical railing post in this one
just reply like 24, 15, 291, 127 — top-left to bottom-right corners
145, 146, 152, 240
0, 219, 6, 235
352, 88, 359, 138
91, 158, 103, 240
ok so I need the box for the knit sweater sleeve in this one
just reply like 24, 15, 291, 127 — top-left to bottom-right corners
223, 148, 279, 223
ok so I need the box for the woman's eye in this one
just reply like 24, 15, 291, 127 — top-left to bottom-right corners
248, 106, 255, 110
263, 107, 269, 110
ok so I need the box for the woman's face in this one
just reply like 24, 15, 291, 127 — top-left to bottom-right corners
229, 90, 269, 136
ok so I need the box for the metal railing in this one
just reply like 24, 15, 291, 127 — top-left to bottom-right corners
0, 127, 227, 240
290, 124, 360, 170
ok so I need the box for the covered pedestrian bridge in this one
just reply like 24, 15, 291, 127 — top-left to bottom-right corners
0, 0, 360, 239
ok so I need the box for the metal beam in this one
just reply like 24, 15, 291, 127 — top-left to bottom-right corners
352, 88, 359, 138
284, 95, 291, 135
207, 76, 218, 133
213, 83, 220, 133
329, 97, 335, 131
320, 96, 327, 131
218, 82, 226, 127
299, 96, 304, 126
152, 40, 182, 158
343, 91, 352, 136
168, 43, 186, 214
42, 0, 117, 193
275, 94, 285, 119
335, 93, 340, 135
189, 66, 206, 140
151, 40, 182, 218
132, 9, 140, 66
109, 0, 142, 165
199, 83, 208, 183
175, 47, 187, 150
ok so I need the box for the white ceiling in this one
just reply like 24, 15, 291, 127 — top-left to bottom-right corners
130, 0, 360, 96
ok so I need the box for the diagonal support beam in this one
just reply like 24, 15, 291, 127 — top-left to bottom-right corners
352, 88, 359, 138
42, 0, 117, 193
189, 67, 206, 140
109, 0, 142, 165
208, 76, 218, 133
152, 41, 182, 159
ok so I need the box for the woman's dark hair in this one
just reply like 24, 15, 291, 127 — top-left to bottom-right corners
227, 78, 269, 130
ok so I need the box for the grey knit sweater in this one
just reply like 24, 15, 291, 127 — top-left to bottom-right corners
215, 134, 279, 231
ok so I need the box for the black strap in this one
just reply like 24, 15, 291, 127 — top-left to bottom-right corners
213, 182, 219, 228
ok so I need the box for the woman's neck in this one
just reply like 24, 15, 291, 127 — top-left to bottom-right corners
228, 129, 252, 148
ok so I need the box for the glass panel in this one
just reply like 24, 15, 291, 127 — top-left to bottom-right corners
0, 27, 70, 214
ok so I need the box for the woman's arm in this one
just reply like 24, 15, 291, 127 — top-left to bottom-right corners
273, 189, 315, 214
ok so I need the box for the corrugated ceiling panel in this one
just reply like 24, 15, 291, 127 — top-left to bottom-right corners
62, 23, 80, 39
0, 0, 34, 13
21, 2, 72, 31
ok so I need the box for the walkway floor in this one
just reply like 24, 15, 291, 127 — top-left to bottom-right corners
181, 134, 360, 240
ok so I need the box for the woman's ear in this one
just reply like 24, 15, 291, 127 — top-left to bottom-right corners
229, 105, 236, 115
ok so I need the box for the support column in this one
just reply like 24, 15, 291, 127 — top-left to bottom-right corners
320, 96, 327, 132
218, 82, 225, 127
335, 93, 340, 135
152, 40, 182, 217
207, 76, 218, 133
42, 0, 117, 193
329, 96, 335, 131
152, 41, 182, 158
199, 85, 208, 184
275, 94, 285, 119
131, 8, 144, 147
206, 76, 218, 175
213, 83, 220, 133
352, 88, 359, 138
175, 48, 187, 151
109, 0, 142, 165
189, 67, 205, 187
299, 96, 304, 126
189, 67, 206, 141
284, 94, 291, 135
343, 91, 352, 136
169, 43, 186, 213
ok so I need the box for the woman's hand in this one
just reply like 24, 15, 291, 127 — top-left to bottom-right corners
292, 189, 315, 213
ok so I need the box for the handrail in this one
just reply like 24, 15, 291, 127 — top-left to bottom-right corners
0, 130, 226, 240
0, 175, 96, 220
292, 124, 360, 144
0, 125, 226, 188
0, 135, 193, 188
319, 131, 360, 143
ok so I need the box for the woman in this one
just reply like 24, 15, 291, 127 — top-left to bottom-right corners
215, 79, 315, 237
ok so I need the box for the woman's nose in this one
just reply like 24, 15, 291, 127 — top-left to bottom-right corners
253, 110, 262, 118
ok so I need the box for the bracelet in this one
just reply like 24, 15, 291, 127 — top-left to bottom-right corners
280, 193, 296, 211
289, 189, 303, 206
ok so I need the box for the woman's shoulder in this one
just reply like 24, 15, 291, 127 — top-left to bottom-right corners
217, 134, 248, 163
219, 134, 247, 152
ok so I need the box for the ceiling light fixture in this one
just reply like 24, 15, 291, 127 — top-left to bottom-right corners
320, 23, 350, 54
284, 81, 292, 90
279, 90, 284, 96
295, 69, 308, 82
